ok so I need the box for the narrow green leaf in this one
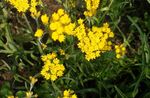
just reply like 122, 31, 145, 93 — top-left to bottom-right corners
114, 85, 127, 98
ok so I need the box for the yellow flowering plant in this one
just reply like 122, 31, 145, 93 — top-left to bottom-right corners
2, 0, 148, 98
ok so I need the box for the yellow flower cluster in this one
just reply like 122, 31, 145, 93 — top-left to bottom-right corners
7, 0, 41, 18
29, 0, 41, 18
41, 52, 65, 81
49, 9, 75, 42
8, 0, 29, 12
34, 28, 43, 38
115, 44, 126, 58
84, 0, 100, 17
62, 89, 77, 98
74, 19, 114, 61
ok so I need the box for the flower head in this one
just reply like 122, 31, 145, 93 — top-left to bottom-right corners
115, 44, 126, 58
41, 53, 65, 81
62, 89, 77, 98
41, 14, 49, 25
50, 8, 75, 43
74, 22, 114, 61
34, 29, 44, 38
84, 0, 100, 17
29, 76, 38, 85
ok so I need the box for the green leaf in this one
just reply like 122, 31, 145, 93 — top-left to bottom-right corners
16, 91, 26, 98
114, 85, 127, 98
147, 0, 150, 4
30, 53, 38, 61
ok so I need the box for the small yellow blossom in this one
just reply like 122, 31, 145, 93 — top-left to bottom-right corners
34, 29, 43, 38
7, 96, 14, 98
71, 94, 77, 98
57, 8, 65, 16
41, 43, 47, 50
62, 89, 77, 98
59, 49, 65, 55
41, 14, 49, 25
52, 13, 60, 21
58, 34, 65, 43
115, 44, 126, 58
29, 76, 38, 85
26, 91, 33, 98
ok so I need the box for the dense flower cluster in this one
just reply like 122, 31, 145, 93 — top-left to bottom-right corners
7, 0, 29, 12
84, 0, 100, 17
62, 89, 77, 98
115, 44, 126, 58
7, 0, 41, 18
41, 53, 65, 81
49, 9, 75, 42
74, 19, 114, 61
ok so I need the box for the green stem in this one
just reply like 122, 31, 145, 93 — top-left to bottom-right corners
4, 20, 13, 43
23, 13, 33, 33
37, 39, 43, 54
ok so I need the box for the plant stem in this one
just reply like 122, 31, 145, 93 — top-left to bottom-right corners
23, 13, 33, 33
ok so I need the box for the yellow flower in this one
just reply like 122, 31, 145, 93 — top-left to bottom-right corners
78, 18, 84, 24
52, 31, 59, 41
63, 90, 70, 97
29, 76, 38, 85
59, 49, 65, 55
52, 13, 59, 21
41, 43, 47, 50
30, 0, 41, 18
50, 22, 61, 31
53, 58, 60, 64
115, 44, 126, 59
71, 94, 77, 98
7, 96, 14, 98
41, 14, 49, 25
57, 8, 65, 16
26, 91, 33, 98
58, 34, 65, 43
84, 0, 100, 17
57, 71, 63, 77
62, 89, 77, 98
51, 75, 57, 81
34, 29, 43, 38
60, 14, 71, 25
